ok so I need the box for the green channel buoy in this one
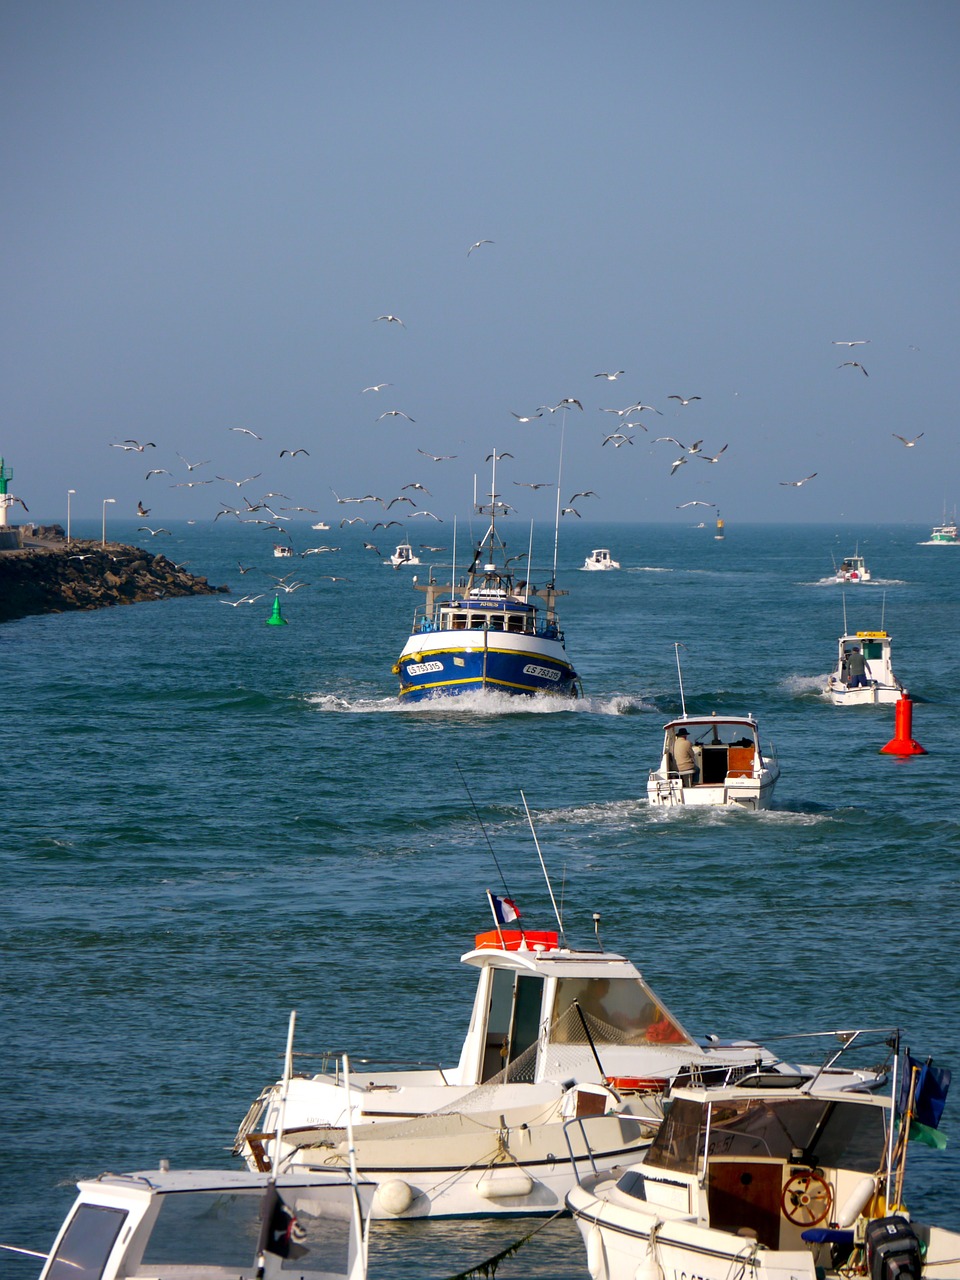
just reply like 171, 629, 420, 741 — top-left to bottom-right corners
267, 595, 288, 626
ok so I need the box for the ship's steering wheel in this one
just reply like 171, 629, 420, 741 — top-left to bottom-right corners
780, 1171, 833, 1226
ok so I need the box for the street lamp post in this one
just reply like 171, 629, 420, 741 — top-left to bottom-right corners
67, 489, 76, 542
102, 498, 116, 547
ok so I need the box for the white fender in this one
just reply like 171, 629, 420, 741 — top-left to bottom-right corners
838, 1175, 877, 1227
375, 1179, 415, 1216
587, 1222, 608, 1280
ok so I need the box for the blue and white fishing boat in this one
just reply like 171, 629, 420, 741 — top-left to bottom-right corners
393, 452, 580, 701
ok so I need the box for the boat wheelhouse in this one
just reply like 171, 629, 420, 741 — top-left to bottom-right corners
583, 548, 620, 571
825, 629, 905, 706
567, 1067, 959, 1280
393, 452, 578, 700
647, 714, 780, 810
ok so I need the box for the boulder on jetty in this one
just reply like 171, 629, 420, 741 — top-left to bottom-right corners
0, 536, 228, 624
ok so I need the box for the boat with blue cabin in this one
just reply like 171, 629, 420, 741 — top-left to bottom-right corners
393, 453, 579, 701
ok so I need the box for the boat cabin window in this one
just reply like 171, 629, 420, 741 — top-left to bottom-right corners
550, 977, 692, 1047
681, 724, 754, 748
45, 1205, 128, 1280
507, 615, 525, 633
488, 616, 504, 630
481, 969, 545, 1082
450, 613, 467, 630
861, 639, 883, 660
650, 1097, 888, 1176
471, 614, 486, 628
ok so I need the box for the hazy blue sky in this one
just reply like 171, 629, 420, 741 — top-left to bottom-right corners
2, 1, 957, 526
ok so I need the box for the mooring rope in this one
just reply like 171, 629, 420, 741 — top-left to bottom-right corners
439, 1210, 566, 1280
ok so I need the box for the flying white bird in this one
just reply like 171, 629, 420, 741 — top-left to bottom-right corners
111, 440, 155, 452
377, 410, 415, 422
177, 453, 209, 471
667, 395, 701, 406
138, 526, 171, 536
279, 448, 310, 457
417, 449, 457, 462
145, 469, 171, 479
676, 501, 716, 509
361, 383, 391, 393
602, 433, 634, 448
230, 427, 263, 438
779, 474, 818, 486
892, 433, 923, 447
467, 239, 494, 255
594, 371, 625, 381
216, 474, 262, 487
511, 411, 543, 422
832, 340, 870, 347
670, 457, 688, 476
696, 444, 728, 463
838, 361, 868, 376
402, 482, 431, 494
374, 314, 405, 326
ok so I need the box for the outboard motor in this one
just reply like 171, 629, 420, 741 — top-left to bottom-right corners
865, 1216, 922, 1280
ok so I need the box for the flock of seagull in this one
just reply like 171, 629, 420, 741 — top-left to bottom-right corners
98, 264, 926, 596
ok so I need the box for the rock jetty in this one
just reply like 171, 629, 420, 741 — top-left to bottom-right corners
0, 534, 228, 624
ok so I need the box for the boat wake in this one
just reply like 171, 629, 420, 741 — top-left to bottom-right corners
780, 673, 830, 696
306, 690, 655, 716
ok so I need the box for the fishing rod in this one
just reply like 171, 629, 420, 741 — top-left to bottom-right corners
520, 789, 567, 947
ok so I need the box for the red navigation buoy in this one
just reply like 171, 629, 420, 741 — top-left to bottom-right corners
880, 696, 927, 755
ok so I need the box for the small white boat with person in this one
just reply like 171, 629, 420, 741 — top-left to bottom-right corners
825, 628, 905, 706
583, 548, 620, 571
831, 549, 871, 583
273, 543, 294, 559
386, 540, 420, 568
647, 645, 779, 810
567, 1045, 958, 1280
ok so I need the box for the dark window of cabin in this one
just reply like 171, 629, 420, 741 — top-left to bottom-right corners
46, 1206, 128, 1280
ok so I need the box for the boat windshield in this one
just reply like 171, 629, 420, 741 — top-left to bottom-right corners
45, 1205, 128, 1280
650, 1096, 888, 1176
549, 977, 693, 1047
672, 723, 756, 748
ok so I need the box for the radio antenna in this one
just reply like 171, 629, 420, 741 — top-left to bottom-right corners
520, 790, 567, 946
456, 763, 521, 925
674, 641, 688, 718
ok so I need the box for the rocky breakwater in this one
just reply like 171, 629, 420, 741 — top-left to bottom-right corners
0, 539, 229, 624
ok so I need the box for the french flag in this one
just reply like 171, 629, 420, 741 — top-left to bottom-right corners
490, 892, 521, 924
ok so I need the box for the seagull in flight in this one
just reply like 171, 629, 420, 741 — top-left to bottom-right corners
331, 491, 384, 505
511, 411, 543, 422
374, 314, 405, 326
177, 453, 209, 471
221, 594, 264, 607
137, 501, 150, 516
372, 520, 403, 531
417, 449, 457, 461
467, 239, 494, 255
670, 457, 688, 476
602, 432, 634, 448
138, 526, 172, 536
377, 409, 415, 422
561, 506, 581, 518
171, 479, 213, 488
676, 501, 715, 509
217, 474, 262, 487
486, 451, 514, 461
145, 469, 171, 479
892, 432, 923, 447
696, 444, 728, 463
832, 340, 870, 347
387, 495, 416, 509
667, 395, 701, 406
838, 361, 868, 376
568, 490, 598, 502
361, 383, 391, 393
230, 427, 263, 439
594, 370, 625, 381
339, 516, 368, 527
111, 440, 156, 452
280, 448, 310, 457
555, 397, 583, 411
402, 482, 431, 494
362, 542, 382, 555
409, 510, 443, 521
779, 474, 818, 486
513, 480, 554, 489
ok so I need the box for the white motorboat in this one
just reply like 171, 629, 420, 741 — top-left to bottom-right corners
647, 714, 780, 810
27, 1167, 374, 1280
831, 551, 871, 583
273, 544, 294, 558
312, 521, 331, 531
234, 928, 884, 1219
825, 629, 905, 706
386, 540, 420, 568
567, 1050, 959, 1280
582, 548, 620, 571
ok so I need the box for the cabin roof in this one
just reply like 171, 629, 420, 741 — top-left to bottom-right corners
460, 945, 640, 977
668, 1083, 890, 1109
78, 1169, 365, 1197
663, 715, 757, 730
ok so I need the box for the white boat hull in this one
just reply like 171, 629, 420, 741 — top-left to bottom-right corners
647, 773, 778, 810
825, 680, 903, 706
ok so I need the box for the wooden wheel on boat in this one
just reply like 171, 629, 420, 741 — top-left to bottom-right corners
780, 1170, 832, 1226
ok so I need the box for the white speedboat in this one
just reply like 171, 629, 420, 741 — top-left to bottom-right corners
386, 540, 420, 568
28, 1167, 374, 1280
234, 928, 884, 1219
825, 629, 905, 706
648, 714, 780, 810
393, 451, 579, 700
312, 520, 331, 531
583, 548, 620, 571
831, 551, 871, 583
273, 544, 294, 558
567, 1053, 959, 1280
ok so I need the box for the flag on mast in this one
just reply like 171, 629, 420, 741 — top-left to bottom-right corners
489, 892, 521, 925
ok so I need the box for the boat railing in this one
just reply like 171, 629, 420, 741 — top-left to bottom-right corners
291, 1052, 457, 1085
561, 1116, 604, 1186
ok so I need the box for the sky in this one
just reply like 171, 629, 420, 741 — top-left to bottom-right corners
2, 0, 958, 527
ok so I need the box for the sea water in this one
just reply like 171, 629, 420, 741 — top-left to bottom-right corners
3, 521, 959, 1278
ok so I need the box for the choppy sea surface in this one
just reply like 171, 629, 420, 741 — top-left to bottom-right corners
3, 520, 959, 1278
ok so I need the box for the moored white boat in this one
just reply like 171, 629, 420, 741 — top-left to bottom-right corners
234, 927, 885, 1220
392, 451, 579, 701
825, 629, 905, 706
567, 1050, 958, 1280
25, 1167, 374, 1280
647, 714, 780, 810
582, 548, 620, 571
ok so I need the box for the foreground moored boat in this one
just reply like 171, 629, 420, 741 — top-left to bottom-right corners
234, 925, 885, 1219
567, 1050, 958, 1280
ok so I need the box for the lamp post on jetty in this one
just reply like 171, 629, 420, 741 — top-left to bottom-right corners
67, 489, 76, 541
101, 497, 116, 547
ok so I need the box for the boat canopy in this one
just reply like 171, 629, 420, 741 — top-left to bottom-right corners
662, 717, 758, 744
647, 1088, 890, 1177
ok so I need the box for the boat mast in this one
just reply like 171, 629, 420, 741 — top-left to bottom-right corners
551, 409, 566, 586
674, 641, 688, 717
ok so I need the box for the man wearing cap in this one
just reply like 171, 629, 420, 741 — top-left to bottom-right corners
673, 728, 698, 787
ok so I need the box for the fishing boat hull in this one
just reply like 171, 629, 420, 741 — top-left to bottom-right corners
395, 628, 579, 700
647, 773, 779, 810
825, 680, 903, 706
